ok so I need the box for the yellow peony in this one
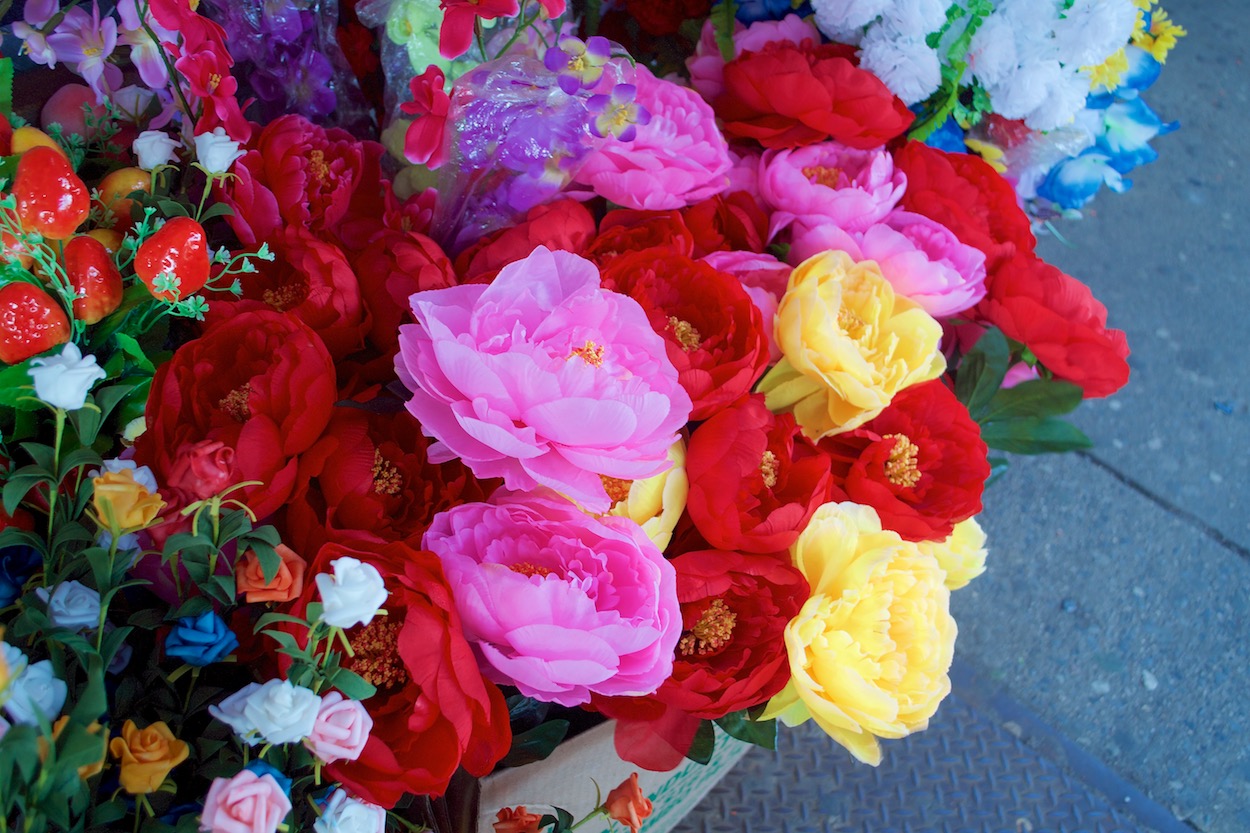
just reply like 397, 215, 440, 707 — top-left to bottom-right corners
92, 469, 165, 533
758, 251, 945, 440
917, 516, 988, 591
603, 439, 688, 552
763, 502, 956, 765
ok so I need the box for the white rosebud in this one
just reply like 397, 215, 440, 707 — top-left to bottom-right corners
4, 659, 67, 725
315, 790, 387, 833
133, 129, 180, 170
315, 558, 387, 629
28, 343, 107, 411
242, 679, 321, 746
36, 580, 101, 632
193, 127, 246, 176
209, 682, 264, 744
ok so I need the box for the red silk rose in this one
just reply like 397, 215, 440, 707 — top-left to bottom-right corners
685, 395, 832, 553
717, 40, 912, 150
601, 249, 769, 420
351, 227, 456, 353
680, 192, 771, 257
455, 200, 596, 282
586, 209, 696, 268
135, 310, 336, 520
894, 140, 1036, 274
822, 380, 991, 542
288, 539, 511, 806
976, 253, 1131, 398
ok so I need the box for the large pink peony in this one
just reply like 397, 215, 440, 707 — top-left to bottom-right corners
423, 490, 681, 706
687, 14, 821, 102
758, 141, 905, 239
573, 65, 732, 210
395, 246, 691, 512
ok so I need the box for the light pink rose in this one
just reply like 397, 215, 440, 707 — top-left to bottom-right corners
726, 148, 762, 198
395, 246, 691, 513
304, 691, 373, 764
687, 14, 821, 102
758, 141, 906, 239
422, 490, 681, 707
166, 440, 236, 502
701, 250, 790, 362
200, 771, 292, 833
573, 65, 731, 210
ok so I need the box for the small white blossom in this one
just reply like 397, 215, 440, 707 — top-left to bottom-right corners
4, 659, 67, 725
316, 558, 388, 629
241, 679, 321, 746
29, 342, 107, 410
209, 682, 264, 744
193, 127, 246, 176
133, 129, 180, 170
315, 790, 387, 833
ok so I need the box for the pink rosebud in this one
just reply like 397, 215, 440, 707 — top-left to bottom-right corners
687, 14, 820, 101
200, 770, 291, 833
304, 691, 373, 764
166, 440, 236, 502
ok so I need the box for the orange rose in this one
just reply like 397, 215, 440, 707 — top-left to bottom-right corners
604, 773, 653, 833
493, 806, 543, 833
92, 469, 165, 532
236, 544, 306, 603
108, 720, 189, 794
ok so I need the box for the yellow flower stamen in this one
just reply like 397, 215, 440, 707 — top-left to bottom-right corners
678, 599, 737, 657
883, 433, 921, 488
667, 317, 701, 352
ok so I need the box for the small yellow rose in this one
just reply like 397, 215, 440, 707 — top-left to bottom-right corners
92, 469, 165, 532
763, 501, 956, 765
916, 517, 988, 591
758, 251, 945, 440
108, 720, 189, 794
604, 439, 688, 552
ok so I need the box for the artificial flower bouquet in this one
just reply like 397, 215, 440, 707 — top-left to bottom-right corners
0, 0, 1181, 832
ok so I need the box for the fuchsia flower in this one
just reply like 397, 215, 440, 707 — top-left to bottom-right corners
395, 246, 691, 513
422, 490, 682, 706
687, 13, 821, 102
400, 66, 451, 169
438, 0, 521, 60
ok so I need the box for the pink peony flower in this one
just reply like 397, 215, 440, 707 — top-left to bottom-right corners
305, 692, 373, 765
573, 65, 732, 210
687, 14, 821, 102
758, 141, 906, 239
701, 250, 790, 362
422, 490, 681, 707
200, 771, 291, 833
725, 148, 763, 199
395, 246, 691, 513
789, 211, 987, 318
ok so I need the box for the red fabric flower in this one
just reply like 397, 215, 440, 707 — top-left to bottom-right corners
680, 192, 771, 257
586, 210, 695, 268
717, 40, 912, 150
975, 253, 1131, 398
289, 539, 512, 806
821, 380, 990, 542
351, 227, 456, 355
601, 249, 769, 420
684, 395, 832, 553
134, 310, 336, 519
438, 0, 520, 59
624, 0, 710, 35
454, 200, 596, 282
400, 66, 451, 169
173, 45, 250, 141
893, 140, 1036, 273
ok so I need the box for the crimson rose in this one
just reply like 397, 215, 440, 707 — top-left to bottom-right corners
680, 192, 770, 257
586, 210, 695, 268
454, 200, 596, 282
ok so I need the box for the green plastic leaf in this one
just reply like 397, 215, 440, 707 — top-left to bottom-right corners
954, 327, 1011, 420
713, 0, 738, 61
505, 694, 550, 732
169, 596, 214, 621
329, 667, 378, 701
113, 331, 155, 372
499, 719, 570, 767
715, 709, 777, 750
980, 417, 1093, 455
0, 58, 13, 117
538, 808, 576, 833
3, 470, 52, 516
685, 719, 716, 765
980, 379, 1084, 423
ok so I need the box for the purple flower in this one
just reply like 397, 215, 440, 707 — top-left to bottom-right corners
45, 3, 119, 101
117, 0, 174, 90
12, 0, 61, 68
395, 246, 692, 512
587, 83, 650, 142
543, 35, 612, 95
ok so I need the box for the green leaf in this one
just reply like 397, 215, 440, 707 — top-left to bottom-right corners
251, 541, 282, 585
198, 202, 235, 223
113, 332, 154, 373
128, 607, 167, 630
156, 198, 191, 218
499, 719, 570, 767
955, 327, 1011, 420
713, 0, 738, 61
980, 379, 1084, 423
57, 446, 103, 482
19, 441, 56, 473
715, 709, 777, 750
979, 417, 1093, 455
584, 0, 602, 36
538, 808, 576, 833
505, 694, 550, 733
253, 611, 311, 632
169, 596, 214, 620
685, 719, 716, 765
69, 655, 108, 724
0, 58, 13, 117
3, 471, 52, 516
329, 667, 378, 701
91, 799, 129, 828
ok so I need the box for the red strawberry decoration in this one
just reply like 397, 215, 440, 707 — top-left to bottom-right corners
13, 146, 90, 241
64, 235, 123, 325
133, 217, 210, 302
0, 282, 71, 364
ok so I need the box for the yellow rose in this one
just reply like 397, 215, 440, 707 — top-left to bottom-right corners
92, 469, 165, 532
603, 439, 688, 552
763, 502, 956, 765
917, 517, 988, 591
758, 251, 945, 440
108, 720, 189, 794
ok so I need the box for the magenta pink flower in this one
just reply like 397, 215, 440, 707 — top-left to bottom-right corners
422, 490, 681, 706
758, 141, 906, 239
438, 0, 520, 59
573, 65, 732, 211
687, 13, 820, 102
401, 66, 451, 169
305, 692, 373, 765
200, 771, 291, 833
395, 246, 691, 512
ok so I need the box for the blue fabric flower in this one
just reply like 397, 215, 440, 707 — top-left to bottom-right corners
1037, 151, 1127, 210
923, 116, 967, 154
244, 761, 293, 796
1096, 97, 1177, 174
0, 545, 40, 608
732, 0, 812, 24
164, 611, 239, 667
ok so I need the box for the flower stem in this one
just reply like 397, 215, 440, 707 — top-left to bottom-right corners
95, 534, 120, 653
46, 408, 66, 550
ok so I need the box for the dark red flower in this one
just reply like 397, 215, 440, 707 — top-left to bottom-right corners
601, 249, 769, 420
680, 192, 771, 257
975, 253, 1130, 398
821, 380, 990, 542
351, 227, 456, 355
586, 209, 695, 268
624, 0, 710, 35
684, 395, 832, 553
717, 40, 912, 150
455, 200, 596, 282
134, 310, 336, 519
